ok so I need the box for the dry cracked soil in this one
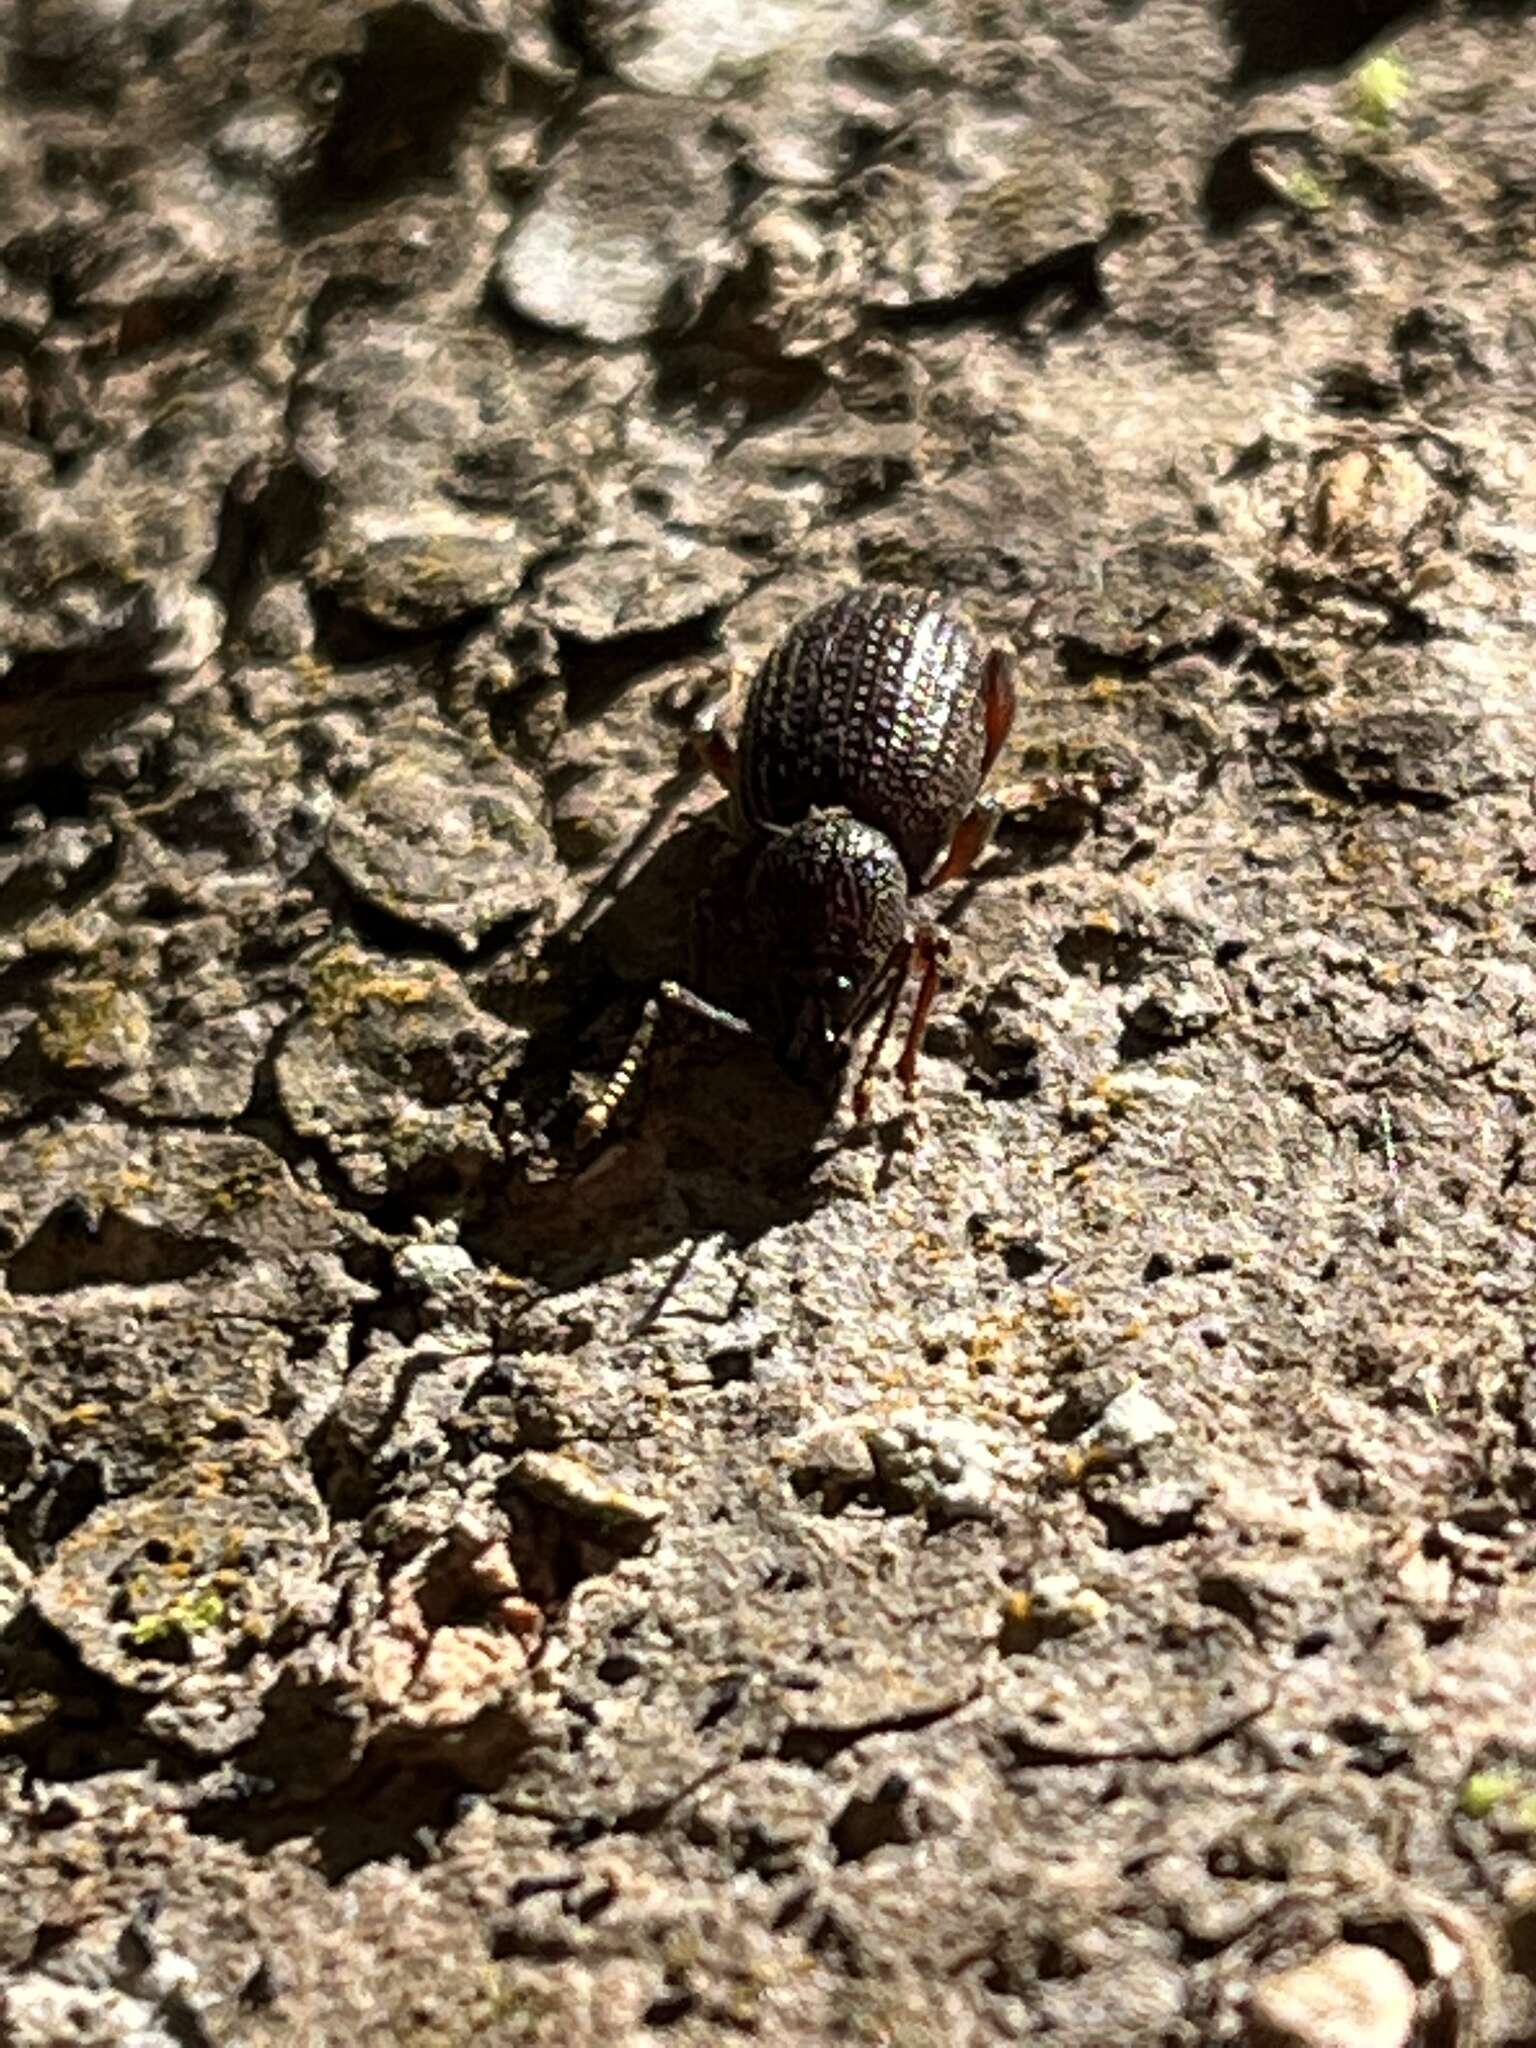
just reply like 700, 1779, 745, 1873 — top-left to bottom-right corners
4, 2, 1536, 2043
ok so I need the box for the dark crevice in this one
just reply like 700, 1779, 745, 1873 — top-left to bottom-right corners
642, 1987, 697, 2028
653, 260, 832, 429
191, 1748, 526, 1882
875, 243, 1105, 337
1002, 1688, 1274, 1768
0, 1609, 195, 1783
1055, 924, 1157, 984
4, 761, 94, 824
6, 50, 121, 114
1201, 138, 1273, 233
1051, 621, 1175, 682
962, 1040, 1048, 1105
558, 610, 724, 725
205, 458, 325, 648
1084, 1490, 1203, 1551
285, 275, 407, 393
1221, 0, 1432, 86
827, 47, 956, 100
830, 1773, 914, 1862
1330, 1713, 1412, 1776
305, 587, 490, 671
1275, 571, 1441, 643
1235, 644, 1294, 697
695, 1672, 750, 1731
489, 67, 576, 200
1314, 359, 1401, 416
776, 1694, 977, 1769
34, 1457, 109, 1557
1281, 751, 1457, 814
7, 1201, 238, 1293
548, 0, 612, 81
281, 3, 503, 233
550, 1763, 733, 1850
1201, 133, 1318, 232
112, 277, 234, 364
1056, 623, 1248, 685
0, 645, 163, 770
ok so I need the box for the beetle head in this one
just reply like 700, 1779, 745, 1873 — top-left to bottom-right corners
748, 809, 909, 1089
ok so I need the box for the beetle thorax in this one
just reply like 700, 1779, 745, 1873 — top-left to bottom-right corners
747, 808, 909, 1085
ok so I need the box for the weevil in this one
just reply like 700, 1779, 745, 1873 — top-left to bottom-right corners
579, 584, 1016, 1142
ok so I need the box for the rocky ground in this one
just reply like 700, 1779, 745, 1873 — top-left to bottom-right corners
4, 1, 1536, 2042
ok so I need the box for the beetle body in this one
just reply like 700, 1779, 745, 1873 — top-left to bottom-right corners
579, 584, 1014, 1143
732, 584, 1014, 1099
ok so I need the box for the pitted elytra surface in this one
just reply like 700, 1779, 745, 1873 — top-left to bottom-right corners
6, 3, 1536, 2046
739, 584, 993, 885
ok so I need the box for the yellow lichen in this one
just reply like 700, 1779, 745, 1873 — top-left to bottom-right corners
1062, 1441, 1117, 1484
288, 652, 336, 689
37, 980, 151, 1072
130, 1586, 228, 1646
52, 1402, 111, 1433
1279, 168, 1334, 214
205, 1159, 281, 1215
1350, 50, 1411, 135
306, 943, 440, 1030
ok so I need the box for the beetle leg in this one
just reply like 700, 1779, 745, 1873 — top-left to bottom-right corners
851, 939, 915, 1123
578, 980, 754, 1146
894, 925, 951, 1099
980, 646, 1017, 780
925, 797, 999, 891
690, 710, 737, 792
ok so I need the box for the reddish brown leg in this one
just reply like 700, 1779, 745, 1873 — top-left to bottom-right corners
690, 715, 737, 792
980, 646, 1016, 779
851, 939, 914, 1122
921, 646, 1013, 890
895, 926, 951, 1099
925, 798, 999, 890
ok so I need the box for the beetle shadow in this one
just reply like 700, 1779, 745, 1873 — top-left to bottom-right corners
464, 804, 849, 1291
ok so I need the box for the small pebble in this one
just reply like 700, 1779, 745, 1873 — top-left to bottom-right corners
510, 1451, 666, 1542
1247, 1941, 1416, 2048
998, 1571, 1108, 1655
1094, 1385, 1177, 1452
